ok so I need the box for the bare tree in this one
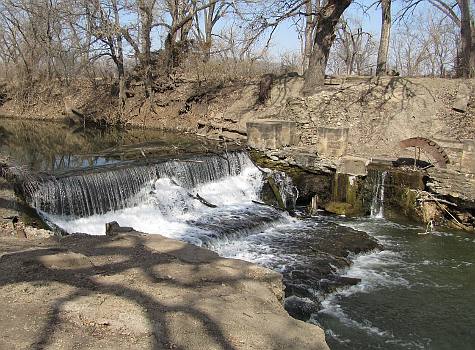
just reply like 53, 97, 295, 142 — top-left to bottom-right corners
303, 0, 352, 93
391, 17, 431, 76
83, 0, 127, 121
0, 0, 89, 89
192, 0, 233, 61
407, 0, 474, 77
376, 0, 391, 75
328, 17, 376, 75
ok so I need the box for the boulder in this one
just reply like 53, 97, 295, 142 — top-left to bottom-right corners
105, 221, 134, 236
325, 201, 361, 216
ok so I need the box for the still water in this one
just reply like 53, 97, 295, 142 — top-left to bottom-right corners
1, 118, 474, 350
0, 118, 222, 173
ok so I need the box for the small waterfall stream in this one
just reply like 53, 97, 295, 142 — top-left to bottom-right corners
270, 171, 299, 210
370, 171, 388, 219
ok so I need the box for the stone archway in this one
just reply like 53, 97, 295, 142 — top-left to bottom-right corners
399, 137, 450, 168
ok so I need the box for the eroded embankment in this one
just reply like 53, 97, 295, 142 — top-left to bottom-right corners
0, 231, 329, 350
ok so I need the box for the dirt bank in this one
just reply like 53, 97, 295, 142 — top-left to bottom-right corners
0, 230, 329, 350
2, 76, 473, 158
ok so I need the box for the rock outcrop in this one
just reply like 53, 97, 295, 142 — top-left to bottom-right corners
0, 232, 329, 350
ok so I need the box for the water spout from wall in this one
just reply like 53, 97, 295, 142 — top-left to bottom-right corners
370, 171, 388, 219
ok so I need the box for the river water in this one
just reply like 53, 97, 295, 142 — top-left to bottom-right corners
1, 119, 474, 349
316, 217, 475, 349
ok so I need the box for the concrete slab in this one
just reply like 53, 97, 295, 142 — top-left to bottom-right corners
246, 120, 297, 150
461, 139, 475, 174
316, 127, 349, 158
337, 156, 369, 176
453, 83, 471, 113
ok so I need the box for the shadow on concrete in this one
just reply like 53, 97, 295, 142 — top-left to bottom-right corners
0, 233, 291, 350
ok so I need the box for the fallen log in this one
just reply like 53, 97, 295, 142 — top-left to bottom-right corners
252, 200, 286, 212
187, 193, 217, 208
169, 179, 218, 208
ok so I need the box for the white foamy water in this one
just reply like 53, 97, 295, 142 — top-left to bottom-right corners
370, 171, 387, 219
42, 164, 277, 246
315, 218, 414, 345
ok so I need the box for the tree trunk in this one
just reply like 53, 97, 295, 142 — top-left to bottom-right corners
303, 0, 352, 94
470, 23, 475, 77
376, 0, 391, 75
112, 0, 126, 124
203, 3, 216, 62
457, 0, 472, 77
303, 1, 317, 72
138, 0, 153, 98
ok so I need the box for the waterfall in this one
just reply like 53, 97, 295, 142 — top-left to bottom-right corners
21, 151, 252, 218
271, 171, 299, 210
370, 171, 388, 219
38, 151, 284, 244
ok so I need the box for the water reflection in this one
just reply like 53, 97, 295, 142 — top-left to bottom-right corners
0, 118, 220, 173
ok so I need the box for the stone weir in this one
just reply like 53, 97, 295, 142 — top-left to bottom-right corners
3, 151, 252, 218
0, 230, 329, 350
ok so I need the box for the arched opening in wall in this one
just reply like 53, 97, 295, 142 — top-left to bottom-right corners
398, 137, 450, 169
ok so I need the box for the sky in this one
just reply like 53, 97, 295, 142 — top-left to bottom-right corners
127, 0, 436, 62
267, 0, 430, 58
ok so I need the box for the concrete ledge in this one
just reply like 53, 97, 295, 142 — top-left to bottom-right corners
0, 233, 329, 350
337, 156, 368, 176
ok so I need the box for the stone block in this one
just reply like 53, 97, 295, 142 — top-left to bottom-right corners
461, 139, 475, 174
246, 120, 297, 150
316, 127, 349, 158
453, 83, 471, 113
337, 156, 368, 176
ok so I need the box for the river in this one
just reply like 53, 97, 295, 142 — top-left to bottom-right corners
1, 118, 474, 349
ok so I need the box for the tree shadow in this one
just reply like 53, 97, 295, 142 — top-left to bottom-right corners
0, 233, 289, 350
314, 76, 435, 116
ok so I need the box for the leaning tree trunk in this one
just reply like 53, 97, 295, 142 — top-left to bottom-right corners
458, 0, 472, 78
376, 0, 391, 75
138, 1, 154, 98
112, 0, 126, 123
303, 1, 317, 72
303, 0, 352, 94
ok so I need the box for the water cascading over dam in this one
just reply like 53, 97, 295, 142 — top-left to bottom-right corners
22, 151, 298, 246
22, 151, 250, 217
